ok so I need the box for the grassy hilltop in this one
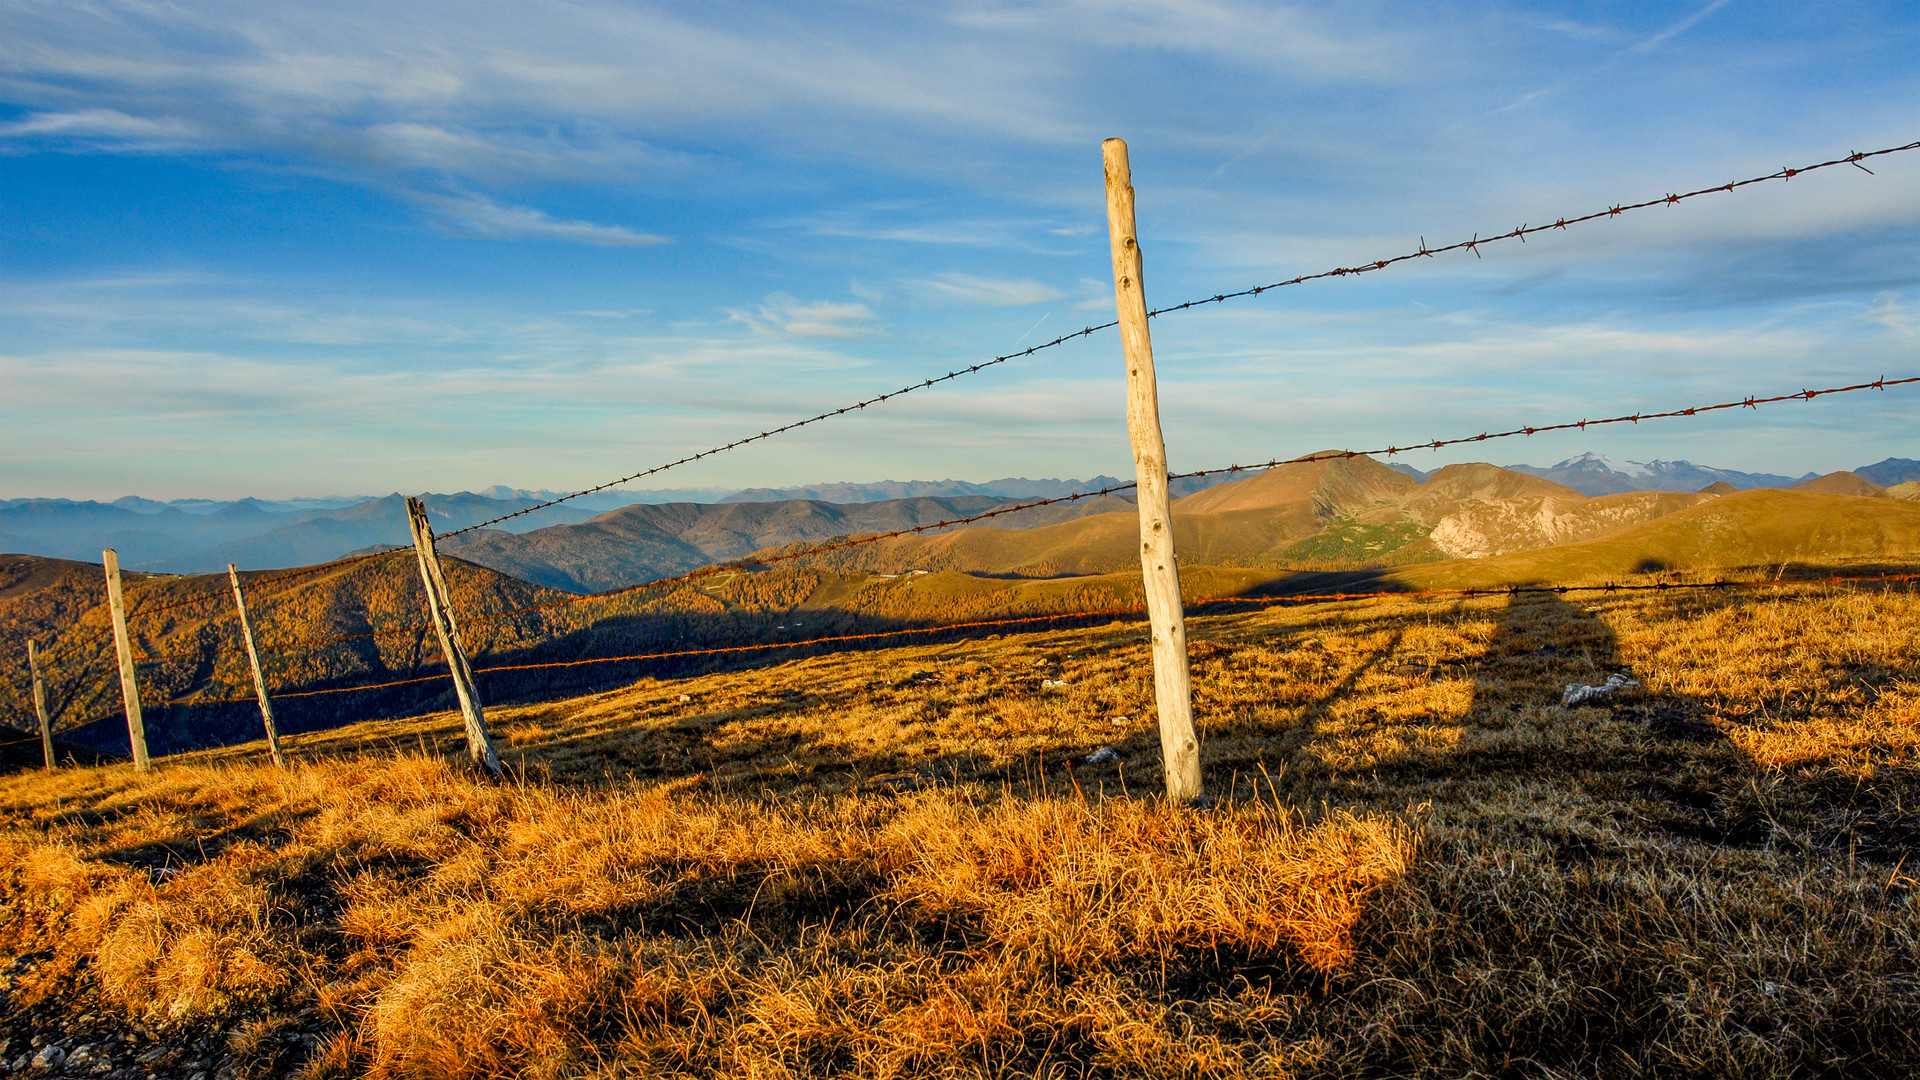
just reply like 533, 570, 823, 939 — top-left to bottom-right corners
6, 461, 1920, 1076
3, 565, 1920, 1077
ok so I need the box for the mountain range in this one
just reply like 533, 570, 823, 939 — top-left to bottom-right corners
1385, 453, 1920, 495
0, 477, 1143, 573
12, 451, 1920, 757
7, 456, 1920, 576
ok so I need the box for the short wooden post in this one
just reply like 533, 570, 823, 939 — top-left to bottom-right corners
27, 641, 54, 770
228, 565, 286, 769
1103, 138, 1202, 802
102, 549, 152, 772
405, 497, 501, 776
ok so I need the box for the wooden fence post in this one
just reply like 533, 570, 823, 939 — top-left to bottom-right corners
228, 565, 287, 769
101, 549, 152, 773
27, 641, 54, 771
405, 497, 502, 776
1103, 137, 1203, 802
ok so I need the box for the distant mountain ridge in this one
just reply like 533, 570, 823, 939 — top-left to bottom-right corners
4, 455, 1911, 572
1501, 453, 1814, 495
721, 477, 1130, 503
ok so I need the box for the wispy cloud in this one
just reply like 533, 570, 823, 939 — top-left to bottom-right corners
1868, 292, 1914, 335
1476, 0, 1733, 121
411, 190, 668, 246
0, 108, 204, 147
905, 273, 1064, 307
729, 294, 879, 338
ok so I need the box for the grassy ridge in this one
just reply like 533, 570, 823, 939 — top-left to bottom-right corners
3, 574, 1919, 1076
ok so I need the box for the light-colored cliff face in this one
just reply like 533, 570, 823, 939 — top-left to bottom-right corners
1428, 491, 1713, 559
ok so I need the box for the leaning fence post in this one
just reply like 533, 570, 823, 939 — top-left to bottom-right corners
404, 497, 502, 776
27, 641, 54, 770
101, 549, 152, 772
228, 565, 287, 769
1103, 137, 1202, 802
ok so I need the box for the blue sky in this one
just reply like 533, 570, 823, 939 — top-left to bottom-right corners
3, 0, 1918, 501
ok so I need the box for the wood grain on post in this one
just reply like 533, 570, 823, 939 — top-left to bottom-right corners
1103, 137, 1203, 802
27, 640, 54, 770
228, 565, 286, 769
101, 549, 151, 772
405, 497, 502, 776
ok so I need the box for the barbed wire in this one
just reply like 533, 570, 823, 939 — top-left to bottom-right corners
436, 319, 1124, 539
470, 570, 1920, 677
1179, 375, 1920, 475
1154, 142, 1920, 314
439, 138, 1919, 540
448, 372, 1917, 625
137, 569, 1919, 711
36, 371, 1918, 680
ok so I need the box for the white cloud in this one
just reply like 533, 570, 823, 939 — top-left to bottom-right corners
0, 108, 204, 146
729, 294, 879, 338
411, 190, 669, 246
1868, 292, 1914, 335
906, 273, 1064, 307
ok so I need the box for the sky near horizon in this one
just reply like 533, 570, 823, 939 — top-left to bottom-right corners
3, 1, 1918, 502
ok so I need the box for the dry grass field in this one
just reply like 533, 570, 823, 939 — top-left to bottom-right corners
3, 568, 1920, 1077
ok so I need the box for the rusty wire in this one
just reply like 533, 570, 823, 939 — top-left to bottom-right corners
439, 139, 1920, 540
142, 569, 1920, 711
54, 370, 1920, 675
447, 372, 1919, 625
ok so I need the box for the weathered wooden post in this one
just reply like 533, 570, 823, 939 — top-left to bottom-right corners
27, 641, 54, 770
1103, 137, 1202, 802
101, 549, 152, 772
404, 497, 502, 776
228, 565, 286, 769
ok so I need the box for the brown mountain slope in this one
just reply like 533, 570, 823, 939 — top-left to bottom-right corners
1888, 482, 1920, 502
794, 455, 1697, 577
806, 491, 1339, 578
1403, 463, 1586, 519
1427, 491, 1713, 559
0, 555, 148, 737
1173, 454, 1414, 516
1795, 471, 1887, 498
5, 552, 577, 749
1390, 489, 1920, 589
445, 494, 1134, 592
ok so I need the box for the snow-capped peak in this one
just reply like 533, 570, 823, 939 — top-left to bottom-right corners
1555, 452, 1652, 478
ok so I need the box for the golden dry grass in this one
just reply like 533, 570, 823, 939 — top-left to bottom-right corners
5, 573, 1920, 1077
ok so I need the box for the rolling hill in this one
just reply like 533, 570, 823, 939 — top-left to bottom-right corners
441, 493, 1139, 592
17, 456, 1920, 761
1794, 471, 1887, 498
1384, 488, 1920, 590
797, 455, 1717, 578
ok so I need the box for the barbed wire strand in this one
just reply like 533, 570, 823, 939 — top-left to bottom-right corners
450, 373, 1918, 626
52, 371, 1920, 674
141, 569, 1918, 710
440, 139, 1920, 540
44, 140, 1919, 645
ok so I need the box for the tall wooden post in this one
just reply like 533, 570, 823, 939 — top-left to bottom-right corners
101, 549, 151, 772
27, 641, 54, 771
1103, 138, 1202, 802
405, 498, 501, 776
228, 565, 286, 769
